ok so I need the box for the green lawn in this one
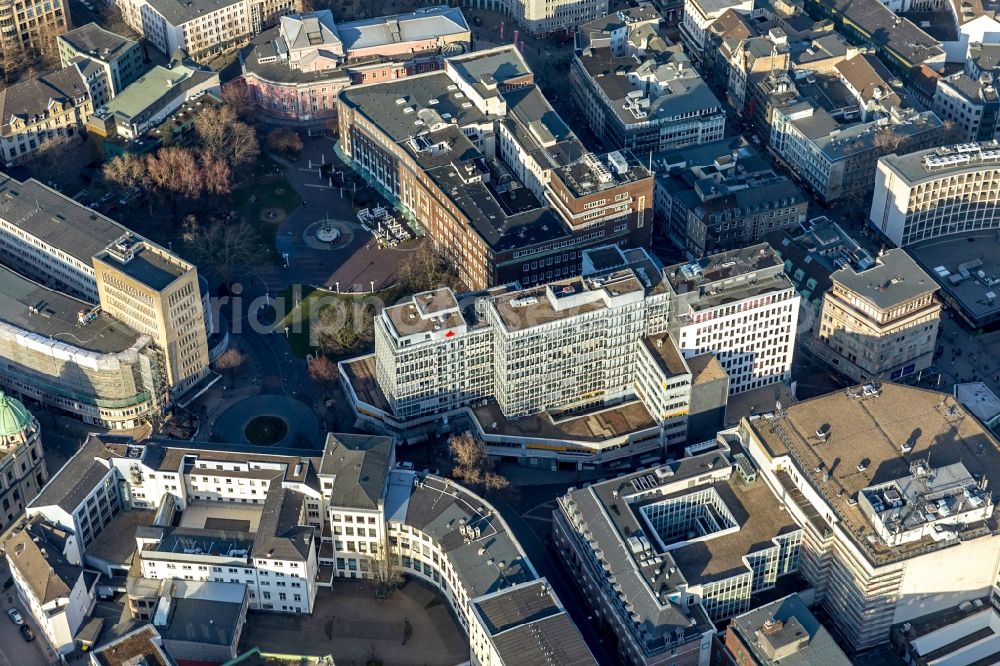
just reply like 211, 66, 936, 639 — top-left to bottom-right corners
276, 285, 406, 358
232, 160, 300, 261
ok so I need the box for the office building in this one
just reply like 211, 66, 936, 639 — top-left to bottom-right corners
0, 392, 46, 534
343, 247, 693, 467
572, 11, 726, 154
57, 23, 146, 108
17, 431, 593, 663
0, 173, 211, 425
653, 137, 808, 256
0, 0, 70, 61
664, 244, 800, 394
0, 64, 92, 166
724, 593, 851, 665
870, 141, 1000, 246
770, 96, 942, 204
342, 244, 788, 466
118, 0, 302, 61
339, 46, 653, 291
239, 7, 470, 123
811, 249, 941, 382
930, 41, 1000, 144
85, 60, 220, 141
739, 383, 1000, 651
553, 445, 801, 666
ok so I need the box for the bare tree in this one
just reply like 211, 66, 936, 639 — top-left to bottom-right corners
215, 348, 246, 387
200, 154, 232, 196
307, 355, 339, 397
183, 215, 267, 284
399, 242, 462, 293
369, 531, 402, 598
221, 79, 254, 120
266, 127, 304, 156
145, 147, 202, 198
314, 300, 375, 355
194, 105, 260, 169
873, 126, 907, 154
940, 119, 965, 145
26, 138, 78, 190
103, 153, 146, 194
448, 432, 508, 491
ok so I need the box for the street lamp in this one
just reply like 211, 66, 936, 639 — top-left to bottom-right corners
284, 326, 289, 338
335, 281, 340, 294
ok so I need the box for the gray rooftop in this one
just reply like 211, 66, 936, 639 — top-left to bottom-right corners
907, 231, 1000, 325
158, 596, 244, 645
58, 23, 137, 60
749, 383, 1000, 566
251, 486, 313, 561
821, 0, 944, 66
576, 46, 723, 128
386, 472, 535, 600
6, 516, 87, 605
729, 593, 851, 665
0, 173, 130, 263
830, 248, 937, 310
337, 6, 469, 52
320, 433, 393, 511
0, 66, 89, 135
0, 263, 145, 354
491, 613, 598, 666
144, 0, 245, 27
30, 435, 125, 512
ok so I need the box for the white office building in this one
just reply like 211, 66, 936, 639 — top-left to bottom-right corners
664, 244, 800, 394
869, 141, 1000, 246
343, 246, 743, 468
739, 382, 1000, 651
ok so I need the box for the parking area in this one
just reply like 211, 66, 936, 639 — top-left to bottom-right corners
239, 578, 467, 666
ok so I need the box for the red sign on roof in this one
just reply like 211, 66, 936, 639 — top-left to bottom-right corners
445, 330, 455, 337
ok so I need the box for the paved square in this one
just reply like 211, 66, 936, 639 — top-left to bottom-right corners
239, 578, 468, 665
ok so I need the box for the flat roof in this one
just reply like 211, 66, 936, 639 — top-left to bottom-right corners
643, 334, 689, 378
729, 593, 852, 666
341, 354, 390, 412
907, 231, 1000, 325
669, 476, 799, 583
98, 64, 203, 119
0, 173, 130, 263
822, 0, 944, 65
955, 383, 1000, 426
95, 242, 189, 291
59, 23, 137, 59
473, 579, 562, 635
0, 263, 145, 354
92, 625, 175, 666
475, 398, 657, 445
748, 383, 1000, 565
830, 248, 937, 310
881, 141, 1000, 183
88, 509, 156, 564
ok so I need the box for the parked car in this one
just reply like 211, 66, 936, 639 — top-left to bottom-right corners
19, 625, 34, 641
7, 608, 23, 625
397, 461, 414, 470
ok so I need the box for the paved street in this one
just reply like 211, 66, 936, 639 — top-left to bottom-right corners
0, 560, 56, 666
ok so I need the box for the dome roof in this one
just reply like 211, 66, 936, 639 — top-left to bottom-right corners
0, 392, 33, 436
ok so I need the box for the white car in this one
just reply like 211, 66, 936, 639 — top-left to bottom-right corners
7, 608, 23, 625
